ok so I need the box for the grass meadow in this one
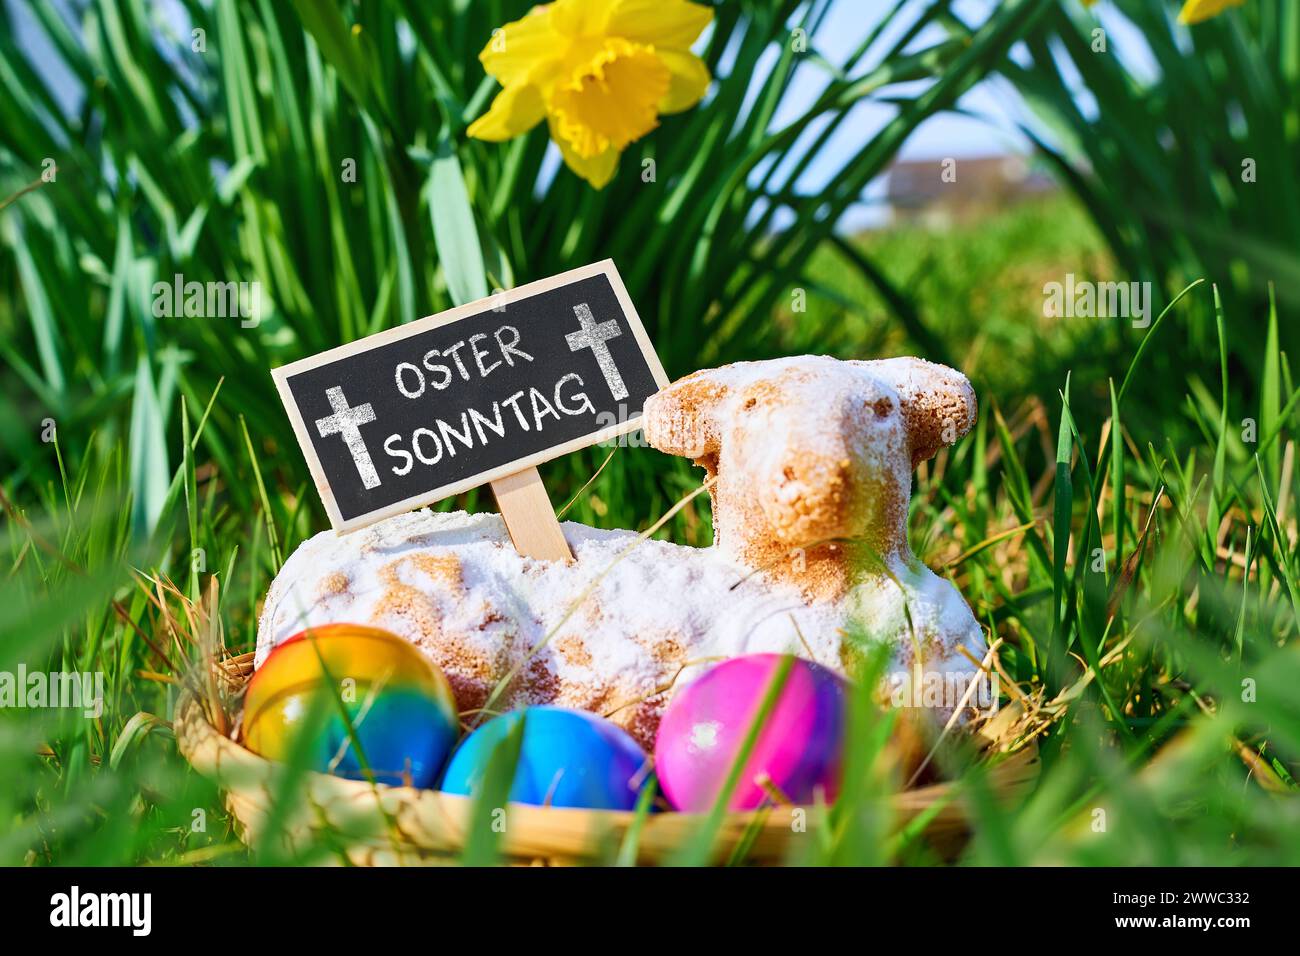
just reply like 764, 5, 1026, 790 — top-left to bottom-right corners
1, 0, 1297, 866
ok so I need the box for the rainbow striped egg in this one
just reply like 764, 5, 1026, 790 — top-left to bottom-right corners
243, 624, 459, 788
654, 654, 847, 811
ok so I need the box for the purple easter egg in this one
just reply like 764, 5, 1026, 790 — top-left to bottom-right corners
654, 654, 847, 812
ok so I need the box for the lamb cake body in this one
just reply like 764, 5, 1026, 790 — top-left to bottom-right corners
256, 355, 984, 748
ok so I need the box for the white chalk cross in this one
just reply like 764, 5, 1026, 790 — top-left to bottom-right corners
315, 386, 381, 489
565, 302, 628, 401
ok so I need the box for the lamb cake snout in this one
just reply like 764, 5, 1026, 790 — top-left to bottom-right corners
256, 354, 984, 749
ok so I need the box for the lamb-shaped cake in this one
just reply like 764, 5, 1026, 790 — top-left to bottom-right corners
256, 355, 983, 748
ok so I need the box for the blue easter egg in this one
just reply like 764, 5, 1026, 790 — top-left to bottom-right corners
440, 707, 649, 810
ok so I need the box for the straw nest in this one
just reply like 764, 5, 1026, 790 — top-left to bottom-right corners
174, 650, 1041, 865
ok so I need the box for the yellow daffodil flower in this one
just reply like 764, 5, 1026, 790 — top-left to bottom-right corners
1177, 0, 1246, 24
467, 0, 714, 189
1081, 0, 1245, 26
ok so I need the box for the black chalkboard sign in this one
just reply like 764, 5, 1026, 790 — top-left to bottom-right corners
273, 260, 668, 531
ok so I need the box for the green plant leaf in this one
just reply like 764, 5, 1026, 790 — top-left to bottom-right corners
428, 137, 490, 307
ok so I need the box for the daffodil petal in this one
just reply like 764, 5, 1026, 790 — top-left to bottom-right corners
656, 48, 711, 114
478, 7, 560, 87
606, 0, 713, 49
549, 118, 620, 189
1177, 0, 1245, 24
467, 83, 546, 141
548, 0, 612, 37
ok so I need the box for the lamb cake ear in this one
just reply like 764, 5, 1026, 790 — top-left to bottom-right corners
853, 357, 977, 467
642, 368, 730, 461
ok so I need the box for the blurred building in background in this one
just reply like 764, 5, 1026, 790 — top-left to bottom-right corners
884, 154, 1057, 227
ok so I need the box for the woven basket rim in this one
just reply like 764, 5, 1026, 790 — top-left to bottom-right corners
175, 651, 1041, 863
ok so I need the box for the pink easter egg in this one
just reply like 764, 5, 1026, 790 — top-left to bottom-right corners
654, 654, 847, 812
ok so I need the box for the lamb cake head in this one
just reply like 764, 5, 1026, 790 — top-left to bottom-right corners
256, 354, 986, 751
642, 355, 977, 597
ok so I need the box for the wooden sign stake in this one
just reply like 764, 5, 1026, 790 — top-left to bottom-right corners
490, 467, 573, 562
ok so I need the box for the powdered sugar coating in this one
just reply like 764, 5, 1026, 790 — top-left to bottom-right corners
258, 510, 983, 747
